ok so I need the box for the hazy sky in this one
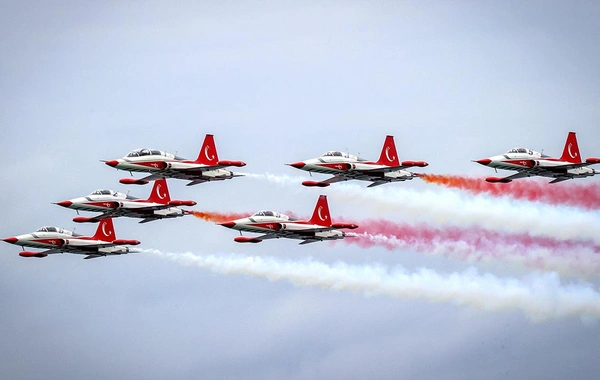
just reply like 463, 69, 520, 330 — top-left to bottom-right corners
2, 1, 600, 379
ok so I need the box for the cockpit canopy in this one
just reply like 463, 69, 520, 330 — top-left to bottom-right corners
36, 226, 75, 235
321, 151, 365, 161
89, 189, 137, 200
506, 147, 530, 154
322, 151, 345, 157
505, 147, 548, 157
252, 210, 277, 217
90, 189, 114, 196
125, 148, 183, 160
126, 148, 163, 157
251, 210, 298, 221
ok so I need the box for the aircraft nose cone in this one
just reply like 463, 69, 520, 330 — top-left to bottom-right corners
105, 160, 119, 168
219, 222, 236, 228
3, 237, 18, 244
287, 162, 305, 169
54, 200, 72, 208
474, 158, 492, 166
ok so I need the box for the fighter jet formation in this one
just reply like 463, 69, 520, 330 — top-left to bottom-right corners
3, 131, 599, 258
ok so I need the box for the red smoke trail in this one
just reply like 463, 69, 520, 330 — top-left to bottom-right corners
421, 174, 600, 210
190, 211, 249, 223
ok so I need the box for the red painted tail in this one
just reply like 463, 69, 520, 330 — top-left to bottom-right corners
146, 178, 171, 204
93, 219, 116, 242
559, 132, 582, 164
308, 195, 332, 227
195, 134, 219, 165
376, 135, 400, 166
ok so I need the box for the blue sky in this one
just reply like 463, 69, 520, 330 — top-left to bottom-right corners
2, 1, 600, 379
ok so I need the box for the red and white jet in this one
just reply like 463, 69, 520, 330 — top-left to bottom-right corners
287, 135, 428, 187
54, 179, 197, 223
474, 132, 600, 184
104, 134, 246, 186
219, 195, 358, 244
2, 219, 140, 259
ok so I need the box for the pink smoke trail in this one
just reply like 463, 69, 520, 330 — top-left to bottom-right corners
342, 218, 600, 276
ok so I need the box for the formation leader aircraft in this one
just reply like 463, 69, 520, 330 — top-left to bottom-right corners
104, 134, 246, 186
287, 135, 428, 187
474, 132, 600, 184
2, 219, 140, 259
54, 179, 196, 223
219, 195, 358, 244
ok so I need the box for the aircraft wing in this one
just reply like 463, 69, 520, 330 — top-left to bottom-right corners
84, 254, 105, 259
367, 181, 388, 188
80, 207, 169, 222
31, 248, 63, 256
544, 162, 599, 170
254, 227, 334, 241
253, 233, 281, 241
299, 239, 320, 245
138, 170, 244, 186
137, 173, 166, 182
322, 175, 353, 185
549, 177, 571, 184
491, 168, 579, 184
496, 171, 534, 181
360, 165, 416, 173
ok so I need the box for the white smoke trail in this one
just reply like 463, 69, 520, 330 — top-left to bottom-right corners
357, 233, 600, 278
247, 173, 600, 244
146, 249, 600, 322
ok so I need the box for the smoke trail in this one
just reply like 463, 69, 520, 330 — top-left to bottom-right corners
324, 180, 600, 245
350, 226, 600, 277
190, 208, 600, 276
189, 210, 249, 223
422, 174, 600, 210
343, 216, 600, 276
146, 249, 600, 322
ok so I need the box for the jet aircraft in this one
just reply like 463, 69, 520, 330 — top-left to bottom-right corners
3, 219, 140, 259
287, 135, 428, 187
54, 179, 196, 223
219, 195, 358, 244
104, 134, 246, 186
474, 132, 600, 183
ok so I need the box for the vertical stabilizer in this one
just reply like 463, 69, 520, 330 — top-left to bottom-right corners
146, 178, 171, 204
376, 135, 400, 166
93, 219, 116, 242
559, 132, 582, 164
308, 195, 332, 227
195, 134, 220, 165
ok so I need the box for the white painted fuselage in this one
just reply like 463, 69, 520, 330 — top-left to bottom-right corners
4, 227, 133, 255
57, 190, 185, 220
223, 211, 345, 242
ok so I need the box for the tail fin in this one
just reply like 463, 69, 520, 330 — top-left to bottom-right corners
146, 178, 171, 204
93, 219, 116, 242
194, 134, 219, 165
559, 132, 582, 164
308, 195, 332, 227
376, 135, 400, 166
